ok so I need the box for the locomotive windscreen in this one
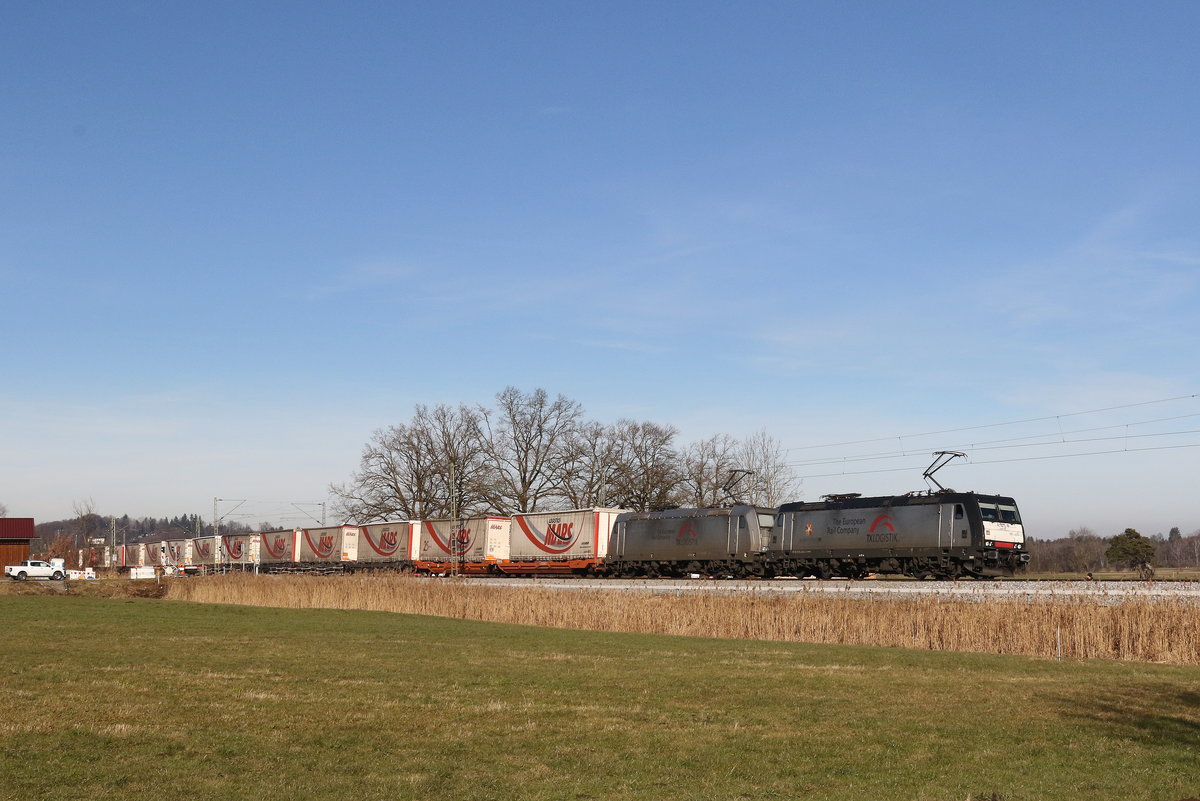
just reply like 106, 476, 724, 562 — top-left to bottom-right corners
978, 501, 1021, 524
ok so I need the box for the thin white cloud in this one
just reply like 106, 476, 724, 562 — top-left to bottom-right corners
1137, 250, 1200, 267
305, 261, 417, 300
576, 338, 669, 354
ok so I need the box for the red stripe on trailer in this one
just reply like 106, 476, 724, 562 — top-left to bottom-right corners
302, 530, 336, 559
514, 515, 576, 555
261, 533, 291, 559
362, 526, 401, 557
425, 521, 451, 554
425, 521, 477, 555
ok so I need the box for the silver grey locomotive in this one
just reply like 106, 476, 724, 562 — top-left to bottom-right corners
771, 492, 1028, 579
604, 492, 1027, 579
606, 505, 778, 578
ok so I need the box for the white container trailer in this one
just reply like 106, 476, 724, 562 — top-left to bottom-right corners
352, 521, 415, 563
163, 539, 188, 565
140, 541, 165, 566
295, 525, 357, 564
189, 536, 221, 566
258, 530, 297, 565
505, 508, 629, 575
416, 516, 510, 572
221, 534, 259, 565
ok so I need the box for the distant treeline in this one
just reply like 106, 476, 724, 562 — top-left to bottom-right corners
1027, 526, 1200, 573
34, 513, 267, 546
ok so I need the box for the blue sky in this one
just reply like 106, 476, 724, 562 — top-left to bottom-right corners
3, 1, 1198, 537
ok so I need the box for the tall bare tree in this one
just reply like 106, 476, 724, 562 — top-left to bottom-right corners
0, 501, 7, 517
607, 419, 682, 512
558, 420, 622, 508
332, 387, 802, 522
424, 403, 493, 518
737, 430, 801, 507
477, 387, 582, 514
679, 434, 742, 507
331, 403, 490, 522
331, 423, 427, 522
67, 499, 102, 569
1067, 526, 1107, 573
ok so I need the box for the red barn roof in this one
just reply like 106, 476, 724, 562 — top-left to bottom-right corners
0, 518, 37, 539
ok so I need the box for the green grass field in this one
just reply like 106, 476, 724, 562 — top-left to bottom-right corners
2, 594, 1198, 801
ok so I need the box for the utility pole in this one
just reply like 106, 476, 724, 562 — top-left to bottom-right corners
213, 497, 220, 575
449, 461, 459, 577
214, 498, 247, 574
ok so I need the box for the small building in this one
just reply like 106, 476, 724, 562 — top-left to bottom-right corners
0, 519, 38, 565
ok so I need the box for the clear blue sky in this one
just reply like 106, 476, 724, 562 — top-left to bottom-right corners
3, 1, 1198, 537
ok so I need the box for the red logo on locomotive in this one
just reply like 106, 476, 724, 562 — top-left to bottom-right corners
677, 521, 698, 540
869, 514, 895, 533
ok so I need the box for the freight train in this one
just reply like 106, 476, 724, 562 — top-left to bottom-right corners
119, 491, 1028, 579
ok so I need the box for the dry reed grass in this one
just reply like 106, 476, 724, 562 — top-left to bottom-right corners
164, 574, 1200, 664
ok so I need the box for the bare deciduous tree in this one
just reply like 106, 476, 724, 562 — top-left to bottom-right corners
1067, 526, 1108, 573
331, 403, 490, 522
330, 424, 426, 523
679, 434, 741, 507
332, 388, 803, 522
608, 419, 682, 512
737, 429, 801, 507
477, 387, 582, 514
65, 499, 102, 570
558, 420, 622, 508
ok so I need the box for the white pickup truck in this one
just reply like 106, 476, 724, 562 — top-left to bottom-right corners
5, 559, 66, 581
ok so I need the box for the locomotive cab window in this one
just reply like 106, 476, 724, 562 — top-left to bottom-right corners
999, 505, 1021, 524
954, 504, 964, 520
978, 503, 999, 522
757, 514, 775, 530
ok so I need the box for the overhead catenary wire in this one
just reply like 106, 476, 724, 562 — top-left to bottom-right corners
784, 392, 1200, 452
786, 425, 1200, 469
792, 441, 1200, 480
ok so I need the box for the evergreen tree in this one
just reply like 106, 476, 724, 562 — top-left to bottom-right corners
1105, 528, 1156, 570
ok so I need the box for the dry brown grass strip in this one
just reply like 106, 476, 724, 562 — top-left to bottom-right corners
164, 574, 1200, 664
